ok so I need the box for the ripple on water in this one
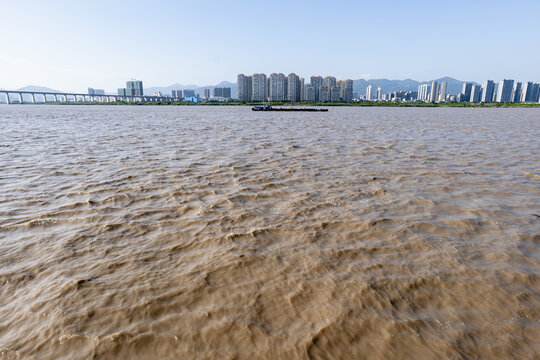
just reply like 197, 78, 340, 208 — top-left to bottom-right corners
0, 106, 539, 359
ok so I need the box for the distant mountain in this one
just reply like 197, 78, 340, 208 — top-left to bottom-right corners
352, 79, 420, 94
144, 81, 237, 98
353, 77, 478, 96
4, 77, 479, 103
0, 85, 62, 103
17, 85, 61, 93
143, 76, 476, 99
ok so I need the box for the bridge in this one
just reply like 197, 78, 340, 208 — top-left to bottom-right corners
0, 89, 176, 104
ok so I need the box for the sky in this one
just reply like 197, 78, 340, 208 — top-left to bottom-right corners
0, 0, 539, 92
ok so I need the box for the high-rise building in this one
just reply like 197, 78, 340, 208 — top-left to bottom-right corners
305, 86, 316, 102
430, 81, 439, 102
237, 74, 252, 101
88, 88, 104, 95
268, 73, 287, 101
299, 77, 305, 102
318, 86, 329, 102
438, 81, 447, 103
126, 80, 143, 96
310, 76, 323, 101
118, 80, 143, 97
470, 85, 482, 102
204, 88, 210, 99
521, 82, 534, 102
376, 87, 382, 101
460, 83, 473, 102
323, 76, 336, 88
287, 73, 301, 102
342, 86, 353, 102
330, 86, 340, 102
366, 85, 373, 101
183, 89, 196, 98
531, 83, 540, 103
337, 79, 353, 101
532, 83, 540, 103
252, 73, 267, 101
481, 80, 495, 102
512, 82, 522, 103
418, 84, 430, 102
322, 76, 336, 101
496, 79, 514, 103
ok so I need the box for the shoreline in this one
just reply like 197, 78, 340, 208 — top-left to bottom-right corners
2, 101, 540, 108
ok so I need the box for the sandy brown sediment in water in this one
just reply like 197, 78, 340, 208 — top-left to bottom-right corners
0, 106, 539, 359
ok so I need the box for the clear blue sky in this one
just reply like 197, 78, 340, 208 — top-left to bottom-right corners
1, 0, 539, 92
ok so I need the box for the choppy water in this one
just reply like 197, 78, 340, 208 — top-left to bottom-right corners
0, 105, 539, 359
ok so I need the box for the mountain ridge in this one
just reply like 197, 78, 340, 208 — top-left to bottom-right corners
144, 77, 477, 98
3, 77, 479, 100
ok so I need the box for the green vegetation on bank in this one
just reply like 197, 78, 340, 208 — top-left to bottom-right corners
5, 100, 540, 107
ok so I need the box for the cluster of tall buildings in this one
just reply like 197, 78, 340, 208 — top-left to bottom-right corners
212, 87, 231, 98
462, 80, 540, 103
105, 77, 540, 104
172, 87, 231, 100
117, 80, 143, 97
363, 85, 417, 102
417, 79, 540, 103
171, 89, 196, 98
417, 81, 450, 103
88, 88, 105, 95
237, 73, 353, 102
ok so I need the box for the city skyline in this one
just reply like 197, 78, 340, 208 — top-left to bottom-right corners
1, 0, 540, 92
4, 73, 540, 104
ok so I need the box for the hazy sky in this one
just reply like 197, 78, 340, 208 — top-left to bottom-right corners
1, 0, 539, 92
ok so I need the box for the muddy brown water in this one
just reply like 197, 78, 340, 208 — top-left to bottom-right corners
0, 105, 539, 359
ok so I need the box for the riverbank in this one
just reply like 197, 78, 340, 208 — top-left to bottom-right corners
3, 100, 540, 107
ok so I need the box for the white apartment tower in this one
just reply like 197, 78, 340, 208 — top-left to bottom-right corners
237, 74, 252, 101
470, 85, 482, 102
337, 79, 353, 101
512, 82, 522, 103
366, 85, 373, 101
269, 73, 287, 101
310, 76, 323, 101
438, 81, 447, 103
496, 79, 514, 103
429, 81, 439, 102
252, 73, 267, 101
322, 76, 336, 101
418, 84, 430, 101
287, 73, 301, 102
305, 86, 316, 102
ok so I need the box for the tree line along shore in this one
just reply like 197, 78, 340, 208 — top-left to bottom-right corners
7, 100, 540, 107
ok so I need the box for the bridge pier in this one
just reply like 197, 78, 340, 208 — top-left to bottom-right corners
43, 94, 47, 103
5, 92, 10, 104
31, 93, 35, 103
18, 93, 23, 104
